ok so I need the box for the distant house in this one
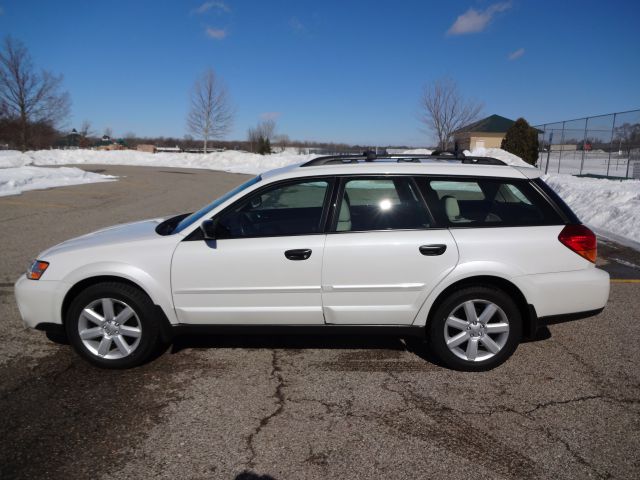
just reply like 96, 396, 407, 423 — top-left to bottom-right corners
96, 135, 126, 150
452, 114, 516, 151
137, 144, 156, 153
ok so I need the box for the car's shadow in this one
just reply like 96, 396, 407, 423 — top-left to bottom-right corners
170, 333, 410, 353
168, 325, 551, 368
46, 324, 552, 367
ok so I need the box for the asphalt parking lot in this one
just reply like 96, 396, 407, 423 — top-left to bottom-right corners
1, 164, 639, 480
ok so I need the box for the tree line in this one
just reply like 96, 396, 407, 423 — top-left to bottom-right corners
1, 35, 545, 162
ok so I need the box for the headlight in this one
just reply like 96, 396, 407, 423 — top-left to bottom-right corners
27, 260, 49, 280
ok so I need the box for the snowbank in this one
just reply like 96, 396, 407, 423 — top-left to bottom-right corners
0, 149, 318, 175
0, 166, 116, 197
0, 147, 534, 172
1, 148, 638, 246
401, 148, 433, 155
544, 174, 640, 245
466, 147, 532, 168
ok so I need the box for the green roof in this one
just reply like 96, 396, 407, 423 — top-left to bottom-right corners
454, 114, 515, 134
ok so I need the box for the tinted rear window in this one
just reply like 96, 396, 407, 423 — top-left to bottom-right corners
532, 177, 580, 224
416, 177, 564, 227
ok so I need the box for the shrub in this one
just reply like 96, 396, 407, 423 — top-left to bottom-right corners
501, 118, 539, 165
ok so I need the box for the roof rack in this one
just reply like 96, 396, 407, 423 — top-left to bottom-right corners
300, 150, 507, 167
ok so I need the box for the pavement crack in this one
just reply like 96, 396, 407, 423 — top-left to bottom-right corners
245, 350, 286, 469
522, 394, 640, 415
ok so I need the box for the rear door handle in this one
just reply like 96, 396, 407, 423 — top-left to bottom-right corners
284, 249, 312, 261
419, 244, 447, 256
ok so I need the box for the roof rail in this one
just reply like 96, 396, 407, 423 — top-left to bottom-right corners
300, 152, 507, 167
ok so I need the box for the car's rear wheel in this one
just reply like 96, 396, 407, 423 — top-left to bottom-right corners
65, 282, 163, 368
428, 286, 522, 371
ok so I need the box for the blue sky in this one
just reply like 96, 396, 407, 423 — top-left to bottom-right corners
2, 0, 639, 146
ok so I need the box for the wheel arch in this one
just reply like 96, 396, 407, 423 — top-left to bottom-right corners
422, 275, 536, 339
61, 275, 173, 342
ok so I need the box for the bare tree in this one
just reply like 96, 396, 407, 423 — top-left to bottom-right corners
78, 120, 93, 148
256, 118, 276, 142
247, 127, 259, 152
123, 131, 137, 147
0, 36, 71, 150
274, 133, 290, 152
187, 69, 233, 153
419, 77, 482, 150
79, 120, 93, 138
103, 127, 113, 138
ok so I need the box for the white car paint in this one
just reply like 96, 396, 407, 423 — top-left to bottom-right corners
15, 160, 609, 337
171, 235, 326, 325
322, 230, 458, 325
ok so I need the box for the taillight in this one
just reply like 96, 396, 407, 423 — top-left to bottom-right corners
558, 225, 597, 263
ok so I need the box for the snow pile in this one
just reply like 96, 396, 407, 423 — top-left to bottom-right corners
0, 166, 116, 197
544, 174, 640, 245
466, 147, 532, 168
0, 150, 32, 168
401, 148, 433, 155
0, 147, 534, 172
0, 149, 319, 175
2, 148, 638, 246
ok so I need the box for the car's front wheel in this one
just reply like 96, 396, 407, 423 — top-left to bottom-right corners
65, 282, 163, 368
428, 286, 522, 371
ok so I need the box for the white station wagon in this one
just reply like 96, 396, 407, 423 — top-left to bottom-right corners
14, 152, 610, 370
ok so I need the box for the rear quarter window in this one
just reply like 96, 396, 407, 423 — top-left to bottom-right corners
417, 177, 564, 227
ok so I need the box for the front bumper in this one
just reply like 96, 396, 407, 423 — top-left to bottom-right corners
14, 274, 66, 329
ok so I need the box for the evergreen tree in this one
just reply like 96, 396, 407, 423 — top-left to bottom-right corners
257, 136, 272, 155
501, 118, 539, 165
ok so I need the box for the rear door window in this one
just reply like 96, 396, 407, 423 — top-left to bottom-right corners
417, 177, 563, 227
333, 177, 432, 232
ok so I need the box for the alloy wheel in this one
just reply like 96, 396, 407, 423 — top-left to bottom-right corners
443, 299, 510, 362
77, 298, 142, 359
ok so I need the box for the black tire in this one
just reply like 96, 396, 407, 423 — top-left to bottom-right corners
65, 282, 164, 369
427, 286, 522, 371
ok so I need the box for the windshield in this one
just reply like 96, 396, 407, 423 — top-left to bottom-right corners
172, 175, 262, 234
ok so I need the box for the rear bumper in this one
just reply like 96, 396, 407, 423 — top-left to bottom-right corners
522, 267, 610, 319
538, 307, 605, 326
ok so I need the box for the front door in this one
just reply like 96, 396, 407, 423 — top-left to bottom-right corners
171, 178, 332, 325
321, 177, 459, 325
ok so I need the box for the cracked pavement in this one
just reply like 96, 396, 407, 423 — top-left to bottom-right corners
0, 165, 639, 479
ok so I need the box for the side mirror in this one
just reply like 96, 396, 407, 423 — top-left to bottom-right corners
200, 219, 217, 240
250, 196, 262, 209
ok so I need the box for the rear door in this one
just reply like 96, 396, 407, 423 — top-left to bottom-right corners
321, 176, 459, 325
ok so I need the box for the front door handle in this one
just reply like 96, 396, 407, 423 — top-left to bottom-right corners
419, 244, 447, 256
284, 249, 312, 261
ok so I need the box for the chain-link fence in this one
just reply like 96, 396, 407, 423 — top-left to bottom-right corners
534, 109, 640, 178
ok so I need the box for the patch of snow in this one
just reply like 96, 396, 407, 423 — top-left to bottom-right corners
0, 166, 116, 197
401, 148, 433, 155
2, 149, 638, 247
0, 150, 32, 168
466, 147, 532, 168
543, 173, 640, 245
0, 149, 319, 175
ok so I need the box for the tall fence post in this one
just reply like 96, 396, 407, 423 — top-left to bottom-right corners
579, 117, 589, 175
557, 121, 566, 173
539, 124, 546, 171
606, 113, 617, 177
545, 129, 553, 175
